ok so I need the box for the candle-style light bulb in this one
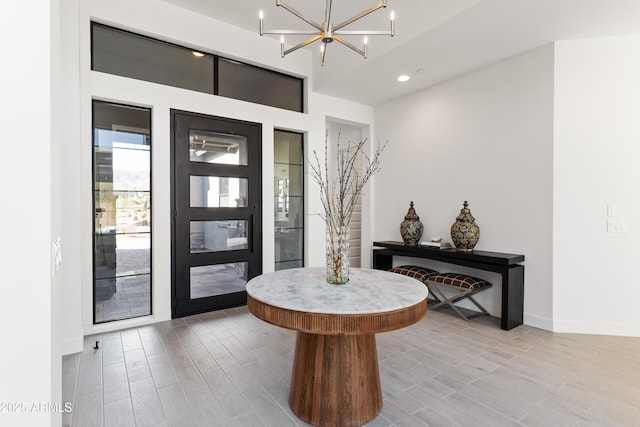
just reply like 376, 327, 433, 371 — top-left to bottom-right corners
280, 35, 285, 57
390, 11, 395, 36
363, 36, 368, 59
259, 10, 264, 35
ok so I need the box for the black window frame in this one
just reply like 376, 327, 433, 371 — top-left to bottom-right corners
92, 99, 153, 324
274, 129, 305, 271
91, 22, 304, 113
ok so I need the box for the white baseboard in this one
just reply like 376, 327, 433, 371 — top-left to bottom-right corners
84, 309, 173, 336
523, 313, 553, 331
552, 319, 640, 337
60, 336, 83, 356
518, 313, 639, 338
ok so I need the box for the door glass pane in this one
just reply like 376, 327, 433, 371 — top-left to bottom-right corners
275, 228, 303, 262
93, 100, 151, 323
189, 130, 248, 165
274, 136, 303, 164
275, 165, 303, 196
275, 260, 303, 270
190, 263, 248, 299
274, 130, 304, 271
190, 176, 248, 208
190, 220, 247, 253
273, 196, 303, 228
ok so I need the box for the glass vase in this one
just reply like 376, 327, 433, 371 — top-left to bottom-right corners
326, 224, 350, 284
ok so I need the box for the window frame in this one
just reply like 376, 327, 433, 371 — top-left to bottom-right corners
92, 99, 153, 324
91, 22, 305, 113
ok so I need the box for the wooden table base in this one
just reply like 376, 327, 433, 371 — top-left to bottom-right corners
289, 332, 382, 427
247, 269, 428, 426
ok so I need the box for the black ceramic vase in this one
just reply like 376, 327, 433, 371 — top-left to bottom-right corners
400, 201, 424, 245
450, 200, 480, 252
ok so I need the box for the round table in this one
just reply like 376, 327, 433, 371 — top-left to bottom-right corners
246, 267, 428, 427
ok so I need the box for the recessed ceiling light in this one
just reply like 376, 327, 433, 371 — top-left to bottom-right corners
192, 51, 204, 57
397, 75, 410, 82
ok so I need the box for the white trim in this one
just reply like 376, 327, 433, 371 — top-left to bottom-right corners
524, 313, 554, 332
553, 319, 640, 338
60, 337, 84, 356
84, 309, 172, 336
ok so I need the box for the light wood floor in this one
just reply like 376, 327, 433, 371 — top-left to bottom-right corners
63, 306, 640, 427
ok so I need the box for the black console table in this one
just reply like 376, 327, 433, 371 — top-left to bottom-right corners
372, 241, 525, 330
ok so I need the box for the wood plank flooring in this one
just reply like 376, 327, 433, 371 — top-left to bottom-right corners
62, 307, 640, 426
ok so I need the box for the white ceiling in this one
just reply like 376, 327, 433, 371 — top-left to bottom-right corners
161, 0, 640, 106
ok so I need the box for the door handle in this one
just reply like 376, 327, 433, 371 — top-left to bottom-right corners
249, 214, 255, 253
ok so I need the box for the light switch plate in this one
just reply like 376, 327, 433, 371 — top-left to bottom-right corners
607, 220, 627, 233
52, 238, 62, 277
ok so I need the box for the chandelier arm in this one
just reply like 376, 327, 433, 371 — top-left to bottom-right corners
277, 0, 323, 31
333, 35, 366, 58
334, 30, 393, 36
283, 34, 323, 56
260, 0, 395, 63
262, 30, 321, 35
333, 1, 387, 31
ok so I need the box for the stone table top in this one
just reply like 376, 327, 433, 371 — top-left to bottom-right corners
246, 267, 428, 315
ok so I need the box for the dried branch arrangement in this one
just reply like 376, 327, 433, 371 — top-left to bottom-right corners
310, 131, 387, 236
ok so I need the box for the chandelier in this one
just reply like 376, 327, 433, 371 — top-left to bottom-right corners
259, 0, 395, 65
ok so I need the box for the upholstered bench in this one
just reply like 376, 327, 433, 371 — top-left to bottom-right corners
426, 273, 492, 321
388, 265, 439, 306
388, 265, 440, 283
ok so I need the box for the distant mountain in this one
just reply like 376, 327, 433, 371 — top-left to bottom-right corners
114, 169, 150, 191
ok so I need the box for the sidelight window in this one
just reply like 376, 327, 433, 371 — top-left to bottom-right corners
93, 100, 152, 323
274, 130, 304, 270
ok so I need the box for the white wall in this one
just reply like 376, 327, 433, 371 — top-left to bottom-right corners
59, 0, 84, 356
374, 45, 555, 327
59, 0, 373, 338
553, 36, 640, 336
58, 1, 640, 348
0, 0, 62, 425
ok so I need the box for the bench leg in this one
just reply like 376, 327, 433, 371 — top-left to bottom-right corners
426, 284, 491, 321
467, 295, 490, 315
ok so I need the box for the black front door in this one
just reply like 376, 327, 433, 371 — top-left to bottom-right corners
171, 110, 262, 317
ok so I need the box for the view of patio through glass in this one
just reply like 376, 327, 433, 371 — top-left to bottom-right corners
93, 100, 152, 323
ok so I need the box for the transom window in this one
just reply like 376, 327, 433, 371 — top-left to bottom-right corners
91, 22, 304, 112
